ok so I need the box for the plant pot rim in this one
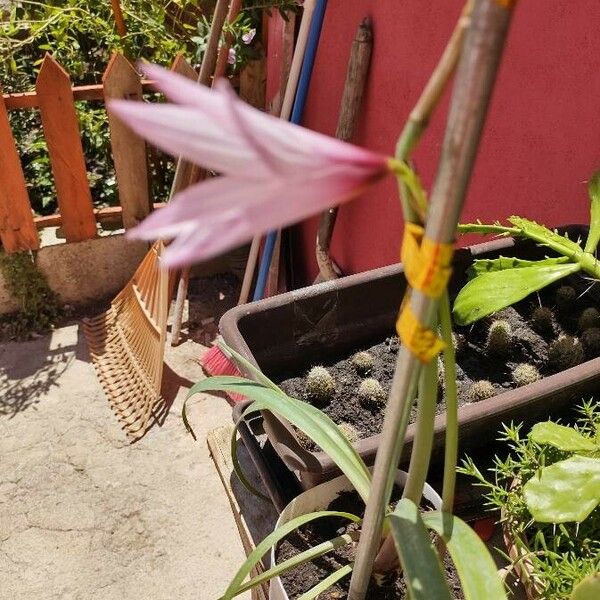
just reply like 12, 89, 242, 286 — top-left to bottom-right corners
222, 226, 599, 479
268, 469, 442, 600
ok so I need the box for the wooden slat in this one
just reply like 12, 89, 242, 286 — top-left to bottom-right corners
36, 54, 97, 243
240, 56, 267, 111
168, 54, 199, 195
0, 91, 39, 252
103, 53, 150, 229
33, 202, 166, 230
3, 80, 156, 110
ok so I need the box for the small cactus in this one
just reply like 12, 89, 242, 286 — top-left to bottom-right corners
337, 422, 361, 443
581, 327, 600, 357
486, 320, 512, 356
556, 285, 576, 310
305, 366, 335, 403
466, 380, 496, 403
512, 363, 541, 387
452, 332, 465, 355
548, 335, 584, 372
530, 306, 554, 337
358, 378, 386, 406
294, 428, 318, 452
437, 356, 445, 390
351, 351, 375, 375
578, 307, 600, 331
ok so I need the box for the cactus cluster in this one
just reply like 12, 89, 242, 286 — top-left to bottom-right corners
466, 380, 496, 403
548, 335, 584, 372
351, 351, 375, 375
578, 307, 600, 331
530, 306, 554, 337
581, 327, 600, 357
337, 422, 361, 443
305, 366, 335, 403
512, 363, 541, 387
555, 285, 576, 310
486, 320, 512, 357
358, 377, 386, 407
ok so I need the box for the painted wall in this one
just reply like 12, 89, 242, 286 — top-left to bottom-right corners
291, 1, 600, 284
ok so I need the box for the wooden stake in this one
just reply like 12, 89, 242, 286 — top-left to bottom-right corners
347, 2, 517, 597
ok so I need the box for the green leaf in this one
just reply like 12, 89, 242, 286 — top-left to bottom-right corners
529, 422, 597, 452
570, 573, 600, 600
508, 216, 584, 257
297, 564, 354, 600
585, 170, 600, 253
189, 376, 372, 503
524, 455, 600, 523
389, 500, 452, 600
453, 262, 580, 325
469, 256, 570, 276
423, 511, 508, 600
232, 533, 356, 597
221, 510, 360, 600
457, 222, 520, 236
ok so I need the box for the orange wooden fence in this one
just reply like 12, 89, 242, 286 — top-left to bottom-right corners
0, 52, 196, 253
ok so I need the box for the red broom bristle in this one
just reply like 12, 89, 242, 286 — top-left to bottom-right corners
201, 345, 245, 404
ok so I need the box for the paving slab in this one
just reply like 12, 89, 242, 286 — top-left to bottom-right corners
0, 322, 251, 600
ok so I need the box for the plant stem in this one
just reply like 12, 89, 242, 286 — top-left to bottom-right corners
439, 292, 458, 513
347, 2, 516, 598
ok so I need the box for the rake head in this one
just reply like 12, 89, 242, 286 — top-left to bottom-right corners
83, 241, 170, 440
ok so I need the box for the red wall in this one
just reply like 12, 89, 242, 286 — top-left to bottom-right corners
291, 0, 600, 284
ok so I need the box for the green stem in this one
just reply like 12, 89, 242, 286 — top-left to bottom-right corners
457, 223, 520, 236
439, 292, 458, 513
403, 356, 439, 502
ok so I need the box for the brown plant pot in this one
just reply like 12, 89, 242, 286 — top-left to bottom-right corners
221, 226, 600, 488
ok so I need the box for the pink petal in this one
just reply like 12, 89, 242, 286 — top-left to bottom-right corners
129, 165, 382, 267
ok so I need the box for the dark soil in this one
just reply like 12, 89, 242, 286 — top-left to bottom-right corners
278, 276, 600, 450
276, 488, 463, 599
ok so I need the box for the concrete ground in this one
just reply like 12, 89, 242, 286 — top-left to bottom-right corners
0, 321, 252, 600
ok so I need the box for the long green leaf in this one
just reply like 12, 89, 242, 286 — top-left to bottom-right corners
389, 500, 452, 600
189, 376, 372, 502
508, 216, 584, 257
529, 422, 598, 453
232, 533, 356, 597
585, 170, 600, 253
523, 455, 600, 523
423, 511, 508, 600
453, 262, 580, 325
221, 510, 361, 600
297, 564, 354, 600
570, 573, 600, 600
469, 256, 570, 276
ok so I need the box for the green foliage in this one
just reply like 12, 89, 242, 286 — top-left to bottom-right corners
459, 402, 600, 599
512, 363, 541, 387
454, 173, 600, 325
305, 366, 335, 403
570, 574, 600, 600
548, 335, 584, 372
466, 380, 496, 403
351, 350, 375, 374
357, 377, 385, 406
0, 251, 61, 337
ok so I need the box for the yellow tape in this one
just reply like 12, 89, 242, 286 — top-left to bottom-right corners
400, 224, 453, 298
396, 302, 446, 363
495, 0, 517, 8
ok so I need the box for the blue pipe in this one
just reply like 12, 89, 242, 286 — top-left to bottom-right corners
253, 0, 328, 302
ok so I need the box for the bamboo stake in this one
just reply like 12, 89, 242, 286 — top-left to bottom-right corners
110, 0, 128, 41
347, 2, 517, 597
170, 0, 231, 346
315, 17, 373, 281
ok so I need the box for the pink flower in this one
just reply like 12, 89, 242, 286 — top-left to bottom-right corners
227, 47, 236, 65
108, 64, 391, 267
242, 29, 256, 45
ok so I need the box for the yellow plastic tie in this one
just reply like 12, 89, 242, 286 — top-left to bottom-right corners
396, 302, 446, 363
495, 0, 517, 8
400, 224, 454, 298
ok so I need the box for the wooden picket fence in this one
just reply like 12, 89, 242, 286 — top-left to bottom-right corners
0, 52, 198, 254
